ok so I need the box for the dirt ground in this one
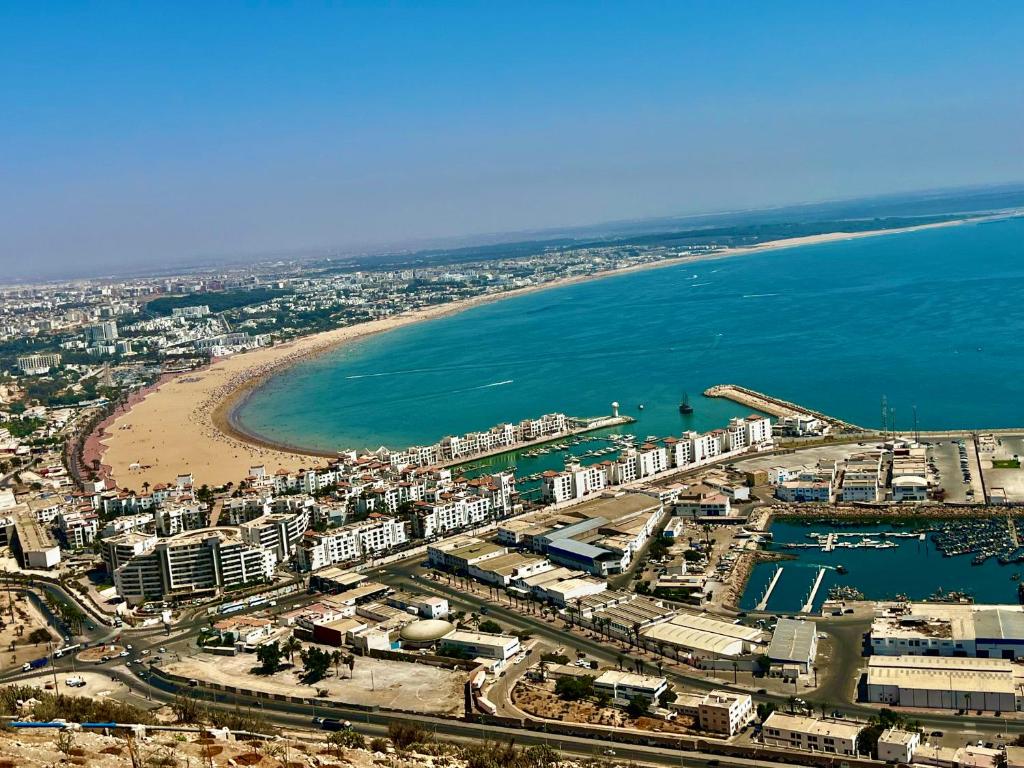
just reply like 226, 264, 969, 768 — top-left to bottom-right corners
0, 593, 60, 672
79, 644, 127, 663
165, 649, 466, 715
511, 679, 692, 734
0, 727, 451, 768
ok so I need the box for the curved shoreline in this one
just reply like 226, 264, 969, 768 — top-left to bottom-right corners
99, 213, 1015, 490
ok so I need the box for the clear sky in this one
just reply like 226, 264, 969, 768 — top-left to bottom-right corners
3, 1, 1023, 279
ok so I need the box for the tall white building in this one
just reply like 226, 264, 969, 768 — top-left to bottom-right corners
297, 516, 409, 571
113, 528, 276, 605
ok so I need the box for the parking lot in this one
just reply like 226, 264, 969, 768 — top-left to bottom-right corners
978, 436, 1024, 503
928, 439, 982, 503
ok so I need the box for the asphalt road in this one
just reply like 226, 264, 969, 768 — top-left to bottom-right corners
373, 556, 1024, 742
6, 552, 1023, 759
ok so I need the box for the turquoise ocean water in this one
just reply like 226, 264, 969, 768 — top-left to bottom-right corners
237, 217, 1024, 454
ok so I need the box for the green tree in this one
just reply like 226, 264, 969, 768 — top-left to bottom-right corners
299, 646, 332, 684
256, 641, 282, 674
282, 633, 302, 663
478, 619, 502, 634
28, 627, 52, 646
387, 720, 430, 750
554, 675, 594, 701
626, 694, 649, 718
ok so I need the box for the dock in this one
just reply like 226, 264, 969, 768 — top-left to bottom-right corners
703, 384, 864, 432
446, 413, 635, 469
801, 567, 827, 613
756, 566, 784, 611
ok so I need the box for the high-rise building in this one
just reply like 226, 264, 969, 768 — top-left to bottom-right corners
86, 320, 118, 343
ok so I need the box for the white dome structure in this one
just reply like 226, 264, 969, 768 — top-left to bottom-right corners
399, 619, 455, 647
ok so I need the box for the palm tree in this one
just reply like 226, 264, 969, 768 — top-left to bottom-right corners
346, 653, 355, 678
812, 664, 819, 687
283, 634, 302, 664
331, 649, 344, 678
616, 654, 625, 670
786, 695, 796, 714
732, 660, 739, 684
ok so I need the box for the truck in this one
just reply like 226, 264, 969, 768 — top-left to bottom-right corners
312, 717, 352, 731
66, 676, 85, 688
54, 644, 81, 658
21, 657, 49, 672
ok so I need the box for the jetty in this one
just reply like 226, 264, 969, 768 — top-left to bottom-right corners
801, 567, 827, 613
446, 413, 635, 470
703, 384, 864, 432
756, 566, 784, 611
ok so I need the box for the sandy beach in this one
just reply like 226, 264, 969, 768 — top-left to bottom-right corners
98, 214, 1003, 492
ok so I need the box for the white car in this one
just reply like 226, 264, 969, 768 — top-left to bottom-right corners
119, 650, 129, 657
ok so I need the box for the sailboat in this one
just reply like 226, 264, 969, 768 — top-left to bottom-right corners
678, 393, 694, 415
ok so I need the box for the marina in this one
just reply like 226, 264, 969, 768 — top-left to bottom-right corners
741, 520, 1024, 614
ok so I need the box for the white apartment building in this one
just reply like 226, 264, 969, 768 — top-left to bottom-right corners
297, 516, 409, 571
687, 430, 723, 463
593, 670, 668, 705
877, 728, 920, 763
113, 527, 276, 605
698, 690, 753, 737
541, 463, 608, 504
103, 531, 159, 573
57, 509, 99, 549
239, 507, 310, 563
415, 495, 493, 538
155, 503, 206, 536
637, 444, 669, 476
761, 712, 863, 756
17, 353, 61, 375
666, 437, 693, 468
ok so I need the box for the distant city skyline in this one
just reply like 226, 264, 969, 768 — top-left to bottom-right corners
4, 2, 1024, 280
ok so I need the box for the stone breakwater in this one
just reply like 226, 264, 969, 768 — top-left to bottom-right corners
769, 503, 1023, 520
703, 384, 865, 432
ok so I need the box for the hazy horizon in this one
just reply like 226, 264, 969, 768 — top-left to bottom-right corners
4, 2, 1024, 280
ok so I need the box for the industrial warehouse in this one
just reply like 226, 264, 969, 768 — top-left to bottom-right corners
870, 603, 1024, 659
864, 655, 1024, 713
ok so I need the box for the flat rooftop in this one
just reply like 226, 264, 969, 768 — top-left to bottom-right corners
763, 712, 862, 740
442, 630, 517, 648
767, 618, 817, 663
571, 492, 660, 522
448, 539, 505, 561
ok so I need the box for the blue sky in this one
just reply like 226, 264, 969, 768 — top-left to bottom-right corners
2, 1, 1023, 278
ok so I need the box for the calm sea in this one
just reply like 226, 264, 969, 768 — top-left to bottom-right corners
740, 521, 1021, 613
237, 216, 1024, 453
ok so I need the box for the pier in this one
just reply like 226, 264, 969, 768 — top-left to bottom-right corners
703, 383, 864, 432
446, 413, 635, 470
801, 567, 827, 613
756, 566, 784, 611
